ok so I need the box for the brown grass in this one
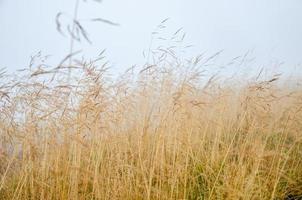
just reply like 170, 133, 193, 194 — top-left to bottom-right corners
0, 48, 301, 200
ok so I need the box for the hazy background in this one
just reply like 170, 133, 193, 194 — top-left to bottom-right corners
0, 0, 302, 75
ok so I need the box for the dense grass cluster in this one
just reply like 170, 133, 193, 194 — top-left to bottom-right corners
0, 48, 301, 200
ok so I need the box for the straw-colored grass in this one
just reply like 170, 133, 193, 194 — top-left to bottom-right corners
0, 49, 301, 200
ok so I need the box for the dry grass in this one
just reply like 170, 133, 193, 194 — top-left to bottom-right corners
0, 47, 302, 200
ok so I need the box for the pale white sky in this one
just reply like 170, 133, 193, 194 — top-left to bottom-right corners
0, 0, 302, 74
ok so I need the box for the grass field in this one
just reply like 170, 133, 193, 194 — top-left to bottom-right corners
0, 49, 302, 200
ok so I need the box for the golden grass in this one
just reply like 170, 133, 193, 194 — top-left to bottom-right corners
0, 51, 301, 200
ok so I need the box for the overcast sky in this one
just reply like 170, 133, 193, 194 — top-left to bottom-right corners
0, 0, 302, 74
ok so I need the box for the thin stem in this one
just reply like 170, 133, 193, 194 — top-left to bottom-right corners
68, 0, 80, 80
